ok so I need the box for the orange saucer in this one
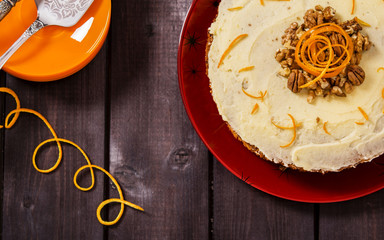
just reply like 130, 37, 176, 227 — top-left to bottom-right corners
0, 0, 111, 82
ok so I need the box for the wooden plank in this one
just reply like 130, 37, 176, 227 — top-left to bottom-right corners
107, 0, 210, 239
319, 190, 384, 239
213, 159, 315, 240
2, 44, 108, 239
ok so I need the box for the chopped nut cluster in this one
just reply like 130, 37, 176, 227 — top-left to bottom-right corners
276, 5, 372, 103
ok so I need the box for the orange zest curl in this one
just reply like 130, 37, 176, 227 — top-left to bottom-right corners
378, 67, 384, 72
242, 88, 267, 102
228, 6, 243, 11
0, 88, 143, 226
351, 0, 355, 14
323, 121, 331, 135
260, 90, 268, 101
281, 114, 297, 148
272, 121, 292, 130
272, 114, 297, 148
239, 66, 255, 73
271, 120, 301, 129
0, 87, 20, 129
251, 103, 259, 114
358, 107, 369, 120
295, 23, 354, 89
218, 34, 248, 68
242, 88, 267, 113
355, 107, 368, 125
261, 0, 290, 4
380, 78, 384, 114
354, 17, 371, 27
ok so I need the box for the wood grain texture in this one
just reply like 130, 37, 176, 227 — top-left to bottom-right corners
0, 70, 6, 239
319, 190, 384, 240
2, 44, 108, 239
213, 159, 315, 240
107, 0, 210, 239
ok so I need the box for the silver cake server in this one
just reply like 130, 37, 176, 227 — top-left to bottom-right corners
0, 0, 94, 70
0, 0, 20, 22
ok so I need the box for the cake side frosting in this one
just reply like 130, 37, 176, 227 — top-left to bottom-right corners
207, 0, 384, 172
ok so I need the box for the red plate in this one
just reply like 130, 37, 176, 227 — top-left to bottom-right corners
177, 0, 384, 203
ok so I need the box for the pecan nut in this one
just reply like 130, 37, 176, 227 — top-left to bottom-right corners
338, 77, 347, 88
353, 32, 372, 53
340, 19, 362, 35
287, 70, 305, 93
275, 49, 285, 62
355, 32, 364, 52
278, 68, 291, 77
303, 9, 317, 29
323, 6, 336, 21
307, 90, 316, 103
331, 86, 346, 97
347, 65, 365, 86
281, 23, 299, 46
344, 81, 354, 94
350, 52, 362, 65
330, 33, 345, 56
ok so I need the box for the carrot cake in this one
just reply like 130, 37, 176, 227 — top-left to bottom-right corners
207, 0, 384, 172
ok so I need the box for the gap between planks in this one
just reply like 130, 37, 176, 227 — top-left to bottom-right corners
103, 32, 113, 240
314, 203, 320, 240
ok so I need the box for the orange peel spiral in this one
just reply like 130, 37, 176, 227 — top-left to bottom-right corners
295, 23, 354, 89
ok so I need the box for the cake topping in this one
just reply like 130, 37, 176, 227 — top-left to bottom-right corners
271, 117, 301, 130
347, 65, 365, 86
242, 88, 267, 101
275, 5, 372, 102
241, 88, 267, 114
239, 65, 255, 72
251, 103, 259, 114
260, 0, 291, 6
323, 121, 331, 135
382, 88, 384, 113
272, 114, 297, 148
357, 106, 368, 120
228, 6, 243, 11
351, 0, 355, 14
354, 17, 371, 27
355, 106, 368, 125
287, 69, 305, 93
218, 34, 248, 68
295, 23, 353, 88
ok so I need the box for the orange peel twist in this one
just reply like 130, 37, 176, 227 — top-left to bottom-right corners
295, 23, 353, 89
0, 88, 143, 226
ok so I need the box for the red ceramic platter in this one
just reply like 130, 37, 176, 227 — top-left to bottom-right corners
177, 0, 384, 203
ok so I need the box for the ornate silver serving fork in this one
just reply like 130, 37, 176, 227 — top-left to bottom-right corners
0, 0, 94, 70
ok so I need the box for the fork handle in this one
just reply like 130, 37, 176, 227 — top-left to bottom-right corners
0, 19, 45, 70
0, 0, 18, 22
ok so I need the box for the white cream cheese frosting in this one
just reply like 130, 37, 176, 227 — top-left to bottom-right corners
207, 0, 384, 172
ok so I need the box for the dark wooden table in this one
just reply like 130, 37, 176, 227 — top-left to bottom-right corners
1, 0, 384, 239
